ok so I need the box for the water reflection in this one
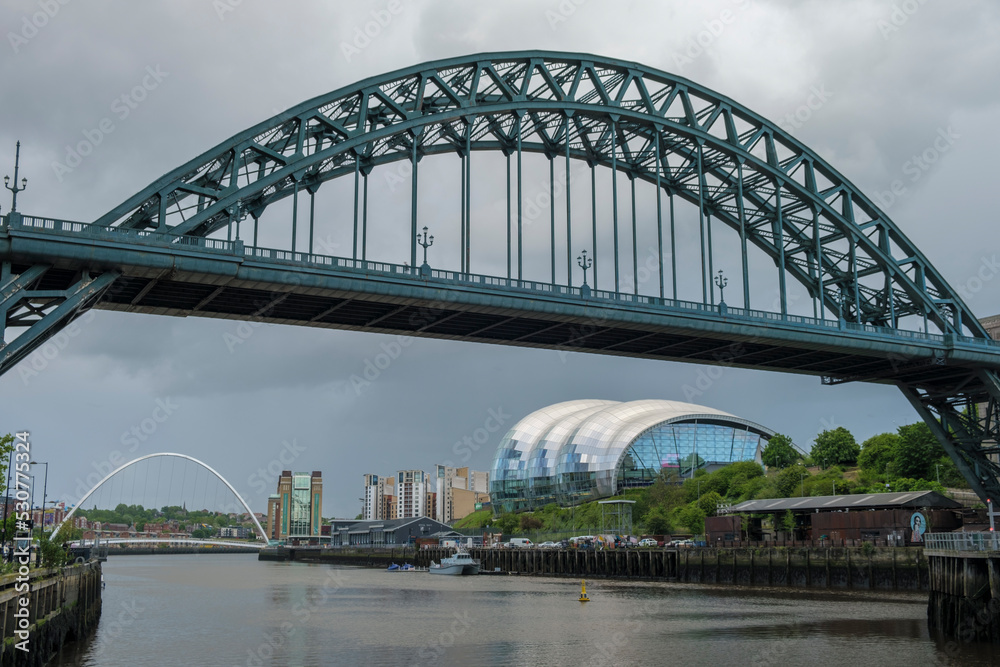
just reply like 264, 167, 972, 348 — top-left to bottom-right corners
49, 554, 993, 667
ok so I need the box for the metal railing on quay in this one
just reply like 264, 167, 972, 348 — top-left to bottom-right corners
924, 531, 1000, 552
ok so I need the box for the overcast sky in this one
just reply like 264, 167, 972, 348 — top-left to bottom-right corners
2, 0, 999, 519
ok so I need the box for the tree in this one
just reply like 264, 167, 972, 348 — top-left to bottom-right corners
811, 427, 860, 468
675, 504, 706, 534
519, 514, 543, 531
494, 512, 519, 535
781, 510, 796, 535
857, 433, 900, 476
643, 506, 671, 534
890, 422, 939, 480
761, 434, 799, 470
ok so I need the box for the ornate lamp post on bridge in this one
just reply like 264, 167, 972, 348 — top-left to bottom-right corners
714, 270, 728, 314
4, 141, 27, 215
417, 226, 434, 277
578, 250, 593, 298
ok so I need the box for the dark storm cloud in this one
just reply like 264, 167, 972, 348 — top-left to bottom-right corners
1, 0, 997, 518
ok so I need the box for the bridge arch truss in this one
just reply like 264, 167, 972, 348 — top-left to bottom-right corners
4, 51, 1000, 501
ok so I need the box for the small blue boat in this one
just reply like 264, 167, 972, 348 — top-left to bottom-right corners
386, 563, 400, 572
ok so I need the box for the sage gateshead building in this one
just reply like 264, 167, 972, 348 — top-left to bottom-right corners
490, 400, 780, 512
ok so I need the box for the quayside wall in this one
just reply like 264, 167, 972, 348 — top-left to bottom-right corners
457, 547, 928, 590
0, 560, 102, 667
271, 545, 928, 590
926, 550, 1000, 643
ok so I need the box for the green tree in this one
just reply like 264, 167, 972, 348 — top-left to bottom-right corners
643, 506, 671, 534
811, 427, 860, 468
761, 434, 799, 470
675, 504, 706, 534
781, 510, 796, 534
519, 515, 543, 531
890, 422, 939, 480
494, 512, 519, 535
857, 433, 900, 476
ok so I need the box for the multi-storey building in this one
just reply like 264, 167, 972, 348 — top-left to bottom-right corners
435, 465, 491, 523
395, 470, 428, 519
362, 474, 396, 521
266, 471, 323, 542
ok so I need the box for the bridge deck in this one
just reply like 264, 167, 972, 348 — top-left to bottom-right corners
5, 216, 1000, 396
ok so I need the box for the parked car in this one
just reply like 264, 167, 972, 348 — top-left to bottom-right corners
538, 541, 558, 549
509, 538, 534, 548
638, 538, 658, 547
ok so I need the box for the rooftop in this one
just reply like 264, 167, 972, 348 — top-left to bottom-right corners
729, 491, 962, 513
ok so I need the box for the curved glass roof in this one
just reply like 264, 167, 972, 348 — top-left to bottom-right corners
490, 399, 778, 511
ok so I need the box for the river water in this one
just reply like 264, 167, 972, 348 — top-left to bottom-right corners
49, 553, 989, 666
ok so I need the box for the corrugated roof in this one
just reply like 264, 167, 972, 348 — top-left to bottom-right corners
730, 490, 961, 513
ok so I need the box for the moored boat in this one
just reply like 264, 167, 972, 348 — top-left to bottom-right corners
428, 550, 480, 575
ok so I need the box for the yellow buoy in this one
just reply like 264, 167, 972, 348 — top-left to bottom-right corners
579, 579, 590, 602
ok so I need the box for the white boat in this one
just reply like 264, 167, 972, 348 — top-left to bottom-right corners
428, 550, 480, 576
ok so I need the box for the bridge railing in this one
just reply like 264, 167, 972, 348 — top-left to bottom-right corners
924, 531, 1000, 552
6, 213, 996, 350
15, 215, 238, 253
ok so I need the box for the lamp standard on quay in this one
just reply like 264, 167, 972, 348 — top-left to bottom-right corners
29, 462, 47, 535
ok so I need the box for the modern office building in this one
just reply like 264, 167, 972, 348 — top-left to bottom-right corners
435, 465, 491, 523
490, 399, 784, 512
266, 471, 323, 541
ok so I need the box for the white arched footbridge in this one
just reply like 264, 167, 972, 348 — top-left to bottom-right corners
52, 452, 267, 542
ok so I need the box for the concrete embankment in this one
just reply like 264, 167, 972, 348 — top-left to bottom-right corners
264, 545, 928, 590
0, 560, 103, 667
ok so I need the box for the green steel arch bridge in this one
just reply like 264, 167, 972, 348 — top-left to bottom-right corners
2, 51, 1000, 500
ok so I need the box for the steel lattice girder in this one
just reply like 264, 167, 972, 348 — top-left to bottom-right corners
92, 50, 982, 342
899, 370, 1000, 504
0, 261, 119, 377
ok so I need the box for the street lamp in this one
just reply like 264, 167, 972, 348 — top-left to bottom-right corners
416, 226, 434, 276
29, 462, 47, 535
4, 141, 27, 213
577, 250, 593, 298
714, 270, 728, 304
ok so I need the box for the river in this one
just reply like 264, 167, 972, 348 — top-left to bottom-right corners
49, 553, 989, 666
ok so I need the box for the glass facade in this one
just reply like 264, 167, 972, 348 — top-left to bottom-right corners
289, 474, 312, 536
491, 400, 777, 512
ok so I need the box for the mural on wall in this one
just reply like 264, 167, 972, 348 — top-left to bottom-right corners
910, 512, 928, 543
